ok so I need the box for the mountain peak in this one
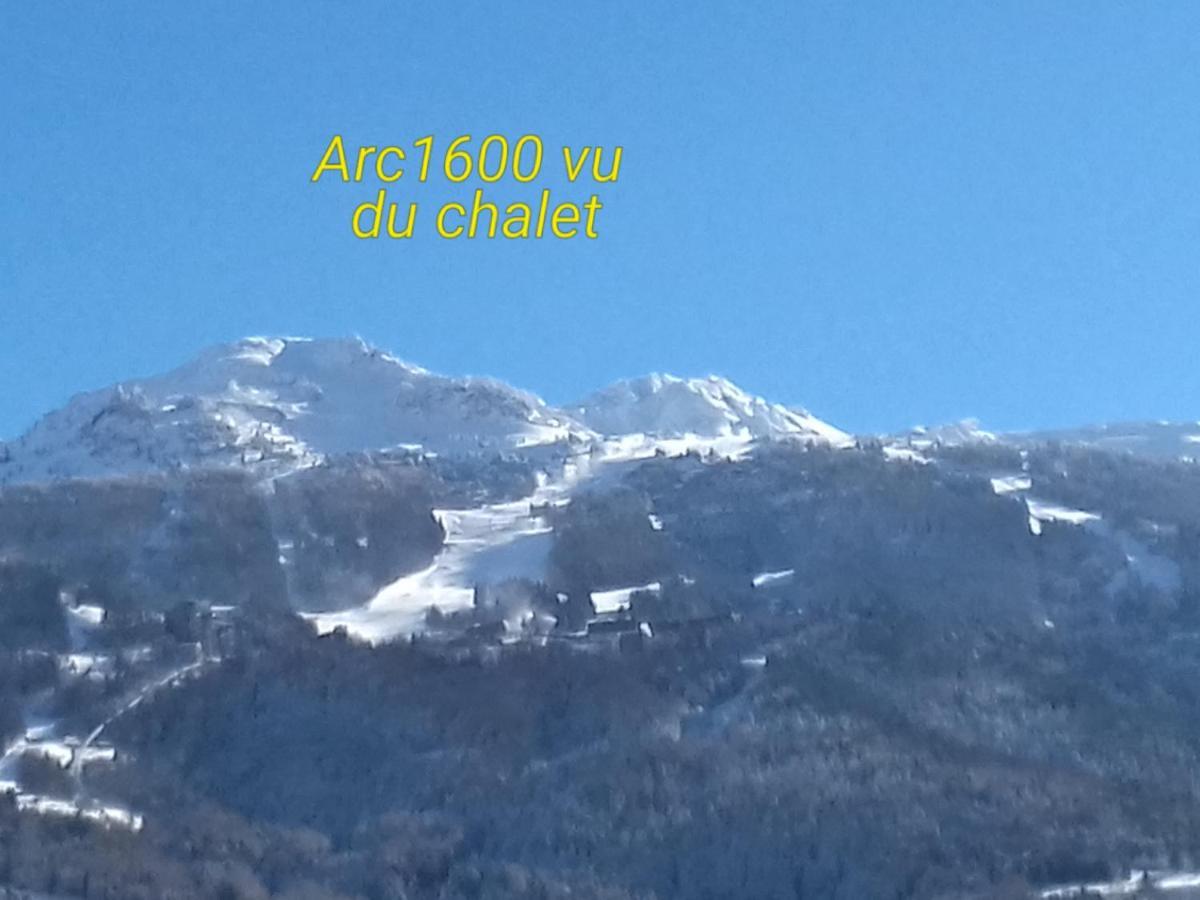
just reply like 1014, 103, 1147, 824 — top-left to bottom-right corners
0, 336, 586, 485
569, 372, 850, 445
0, 338, 855, 486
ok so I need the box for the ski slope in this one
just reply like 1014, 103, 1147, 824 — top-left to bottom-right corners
306, 432, 769, 642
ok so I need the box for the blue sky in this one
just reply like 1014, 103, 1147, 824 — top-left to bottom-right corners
2, 1, 1197, 439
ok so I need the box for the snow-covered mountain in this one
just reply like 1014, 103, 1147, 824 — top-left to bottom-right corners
891, 418, 1200, 463
0, 337, 588, 485
903, 419, 998, 448
569, 374, 851, 445
1014, 420, 1200, 461
4, 334, 1192, 488
0, 339, 851, 486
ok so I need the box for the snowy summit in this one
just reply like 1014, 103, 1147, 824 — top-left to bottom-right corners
0, 338, 849, 485
568, 373, 851, 445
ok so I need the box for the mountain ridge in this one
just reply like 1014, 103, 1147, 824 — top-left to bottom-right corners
0, 336, 849, 486
3, 336, 1196, 487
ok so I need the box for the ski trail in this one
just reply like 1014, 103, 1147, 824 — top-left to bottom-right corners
305, 459, 583, 641
306, 433, 755, 643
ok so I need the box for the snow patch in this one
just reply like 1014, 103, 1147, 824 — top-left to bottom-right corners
1019, 499, 1182, 593
9, 793, 143, 831
1026, 498, 1102, 529
1041, 869, 1200, 897
591, 582, 661, 615
752, 569, 795, 589
883, 445, 930, 464
68, 604, 105, 626
907, 419, 997, 447
990, 475, 1032, 495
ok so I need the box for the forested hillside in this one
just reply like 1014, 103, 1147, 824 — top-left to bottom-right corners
4, 435, 1200, 898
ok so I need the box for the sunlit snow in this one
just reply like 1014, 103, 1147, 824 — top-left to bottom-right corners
1041, 869, 1200, 897
990, 475, 1032, 495
752, 569, 795, 588
1025, 499, 1102, 529
592, 582, 662, 615
883, 445, 930, 464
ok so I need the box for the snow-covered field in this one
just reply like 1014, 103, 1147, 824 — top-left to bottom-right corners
592, 581, 662, 615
